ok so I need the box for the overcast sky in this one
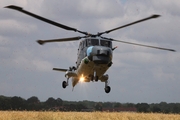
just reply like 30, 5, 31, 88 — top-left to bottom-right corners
0, 0, 180, 103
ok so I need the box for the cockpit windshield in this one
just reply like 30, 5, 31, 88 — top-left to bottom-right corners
86, 39, 112, 48
87, 39, 99, 46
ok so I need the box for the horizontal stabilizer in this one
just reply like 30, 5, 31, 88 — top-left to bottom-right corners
53, 68, 68, 72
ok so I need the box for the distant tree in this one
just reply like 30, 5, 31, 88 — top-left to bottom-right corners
56, 98, 63, 106
126, 103, 135, 107
63, 104, 76, 111
102, 102, 113, 108
136, 103, 150, 112
45, 97, 56, 107
76, 104, 87, 111
0, 96, 11, 110
84, 100, 96, 108
114, 103, 122, 108
11, 96, 25, 110
26, 96, 41, 111
95, 103, 102, 111
152, 106, 161, 113
27, 96, 40, 104
159, 102, 170, 113
171, 103, 180, 113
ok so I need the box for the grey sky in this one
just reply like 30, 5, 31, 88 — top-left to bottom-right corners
0, 0, 180, 103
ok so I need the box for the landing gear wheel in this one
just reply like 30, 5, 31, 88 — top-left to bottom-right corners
105, 86, 111, 93
95, 76, 98, 82
90, 75, 94, 81
62, 81, 67, 88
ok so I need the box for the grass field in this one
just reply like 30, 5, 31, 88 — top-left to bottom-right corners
0, 111, 180, 120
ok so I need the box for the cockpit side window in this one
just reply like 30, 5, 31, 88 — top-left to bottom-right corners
82, 41, 85, 49
83, 40, 86, 48
78, 42, 82, 50
87, 39, 91, 46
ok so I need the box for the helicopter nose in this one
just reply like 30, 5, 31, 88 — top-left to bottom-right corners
87, 46, 112, 64
97, 49, 110, 56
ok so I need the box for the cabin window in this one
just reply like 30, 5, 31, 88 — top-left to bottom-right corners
100, 40, 112, 48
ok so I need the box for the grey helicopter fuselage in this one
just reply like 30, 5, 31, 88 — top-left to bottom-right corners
68, 37, 113, 87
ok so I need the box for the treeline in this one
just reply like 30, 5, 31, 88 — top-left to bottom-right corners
136, 102, 180, 113
0, 95, 63, 111
0, 95, 180, 113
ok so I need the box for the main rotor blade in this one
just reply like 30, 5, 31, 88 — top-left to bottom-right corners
103, 37, 175, 52
37, 36, 82, 45
98, 15, 160, 36
53, 68, 68, 72
5, 5, 88, 35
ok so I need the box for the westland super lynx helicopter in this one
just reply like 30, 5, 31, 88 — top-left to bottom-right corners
5, 5, 175, 93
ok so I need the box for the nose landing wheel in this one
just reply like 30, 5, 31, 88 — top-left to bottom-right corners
95, 76, 98, 82
105, 86, 111, 93
104, 79, 111, 93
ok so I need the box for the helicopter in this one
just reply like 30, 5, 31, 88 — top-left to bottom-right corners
5, 5, 175, 93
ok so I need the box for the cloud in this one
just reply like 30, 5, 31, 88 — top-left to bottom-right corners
0, 19, 37, 37
32, 59, 53, 72
152, 0, 180, 16
1, 1, 27, 7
